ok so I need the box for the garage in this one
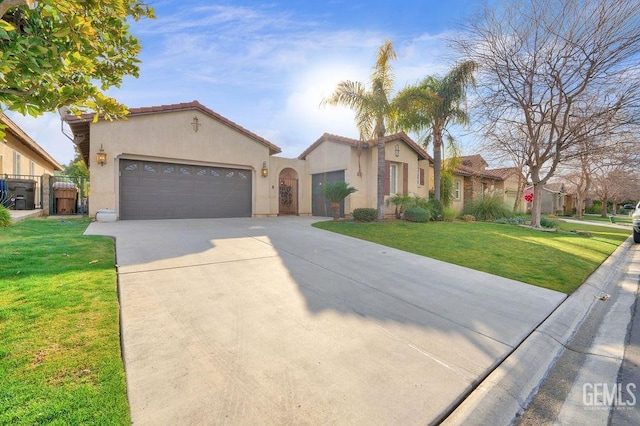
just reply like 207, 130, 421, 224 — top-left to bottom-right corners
312, 170, 345, 217
119, 159, 252, 220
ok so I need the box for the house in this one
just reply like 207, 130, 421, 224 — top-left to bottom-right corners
1, 113, 64, 209
527, 182, 570, 215
64, 101, 431, 220
450, 155, 525, 214
298, 132, 431, 217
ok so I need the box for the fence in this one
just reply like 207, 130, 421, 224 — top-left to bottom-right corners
0, 174, 43, 210
50, 175, 89, 216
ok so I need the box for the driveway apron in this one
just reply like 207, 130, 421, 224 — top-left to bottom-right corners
85, 217, 565, 425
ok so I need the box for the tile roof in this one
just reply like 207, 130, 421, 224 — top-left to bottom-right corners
298, 132, 431, 161
1, 113, 64, 171
65, 100, 282, 155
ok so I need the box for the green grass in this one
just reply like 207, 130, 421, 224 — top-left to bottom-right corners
0, 218, 129, 425
313, 220, 631, 294
581, 214, 632, 225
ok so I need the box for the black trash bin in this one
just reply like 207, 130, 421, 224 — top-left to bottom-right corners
6, 179, 36, 210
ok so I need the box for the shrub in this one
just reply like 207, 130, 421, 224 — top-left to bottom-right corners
352, 208, 377, 222
404, 207, 431, 223
540, 216, 559, 229
462, 214, 476, 222
0, 205, 12, 227
462, 195, 512, 221
494, 217, 526, 225
426, 199, 444, 221
442, 206, 457, 222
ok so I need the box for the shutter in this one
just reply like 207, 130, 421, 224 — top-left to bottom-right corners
419, 168, 425, 186
385, 160, 390, 195
403, 163, 409, 193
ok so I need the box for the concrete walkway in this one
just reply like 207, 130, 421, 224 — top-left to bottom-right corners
86, 217, 565, 425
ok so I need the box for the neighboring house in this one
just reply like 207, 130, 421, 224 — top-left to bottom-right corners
64, 101, 432, 220
1, 113, 64, 209
531, 182, 571, 215
298, 133, 431, 217
450, 155, 525, 214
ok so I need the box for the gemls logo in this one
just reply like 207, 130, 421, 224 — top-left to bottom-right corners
583, 383, 637, 410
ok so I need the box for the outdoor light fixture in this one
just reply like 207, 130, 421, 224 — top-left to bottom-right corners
96, 144, 107, 166
191, 116, 201, 132
395, 144, 400, 157
261, 161, 269, 177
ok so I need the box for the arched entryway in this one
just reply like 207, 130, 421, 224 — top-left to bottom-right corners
279, 168, 298, 215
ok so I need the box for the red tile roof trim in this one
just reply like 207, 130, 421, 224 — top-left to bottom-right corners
298, 132, 432, 161
65, 101, 282, 155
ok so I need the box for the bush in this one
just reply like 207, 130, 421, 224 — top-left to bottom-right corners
462, 195, 512, 221
426, 199, 444, 221
442, 206, 457, 222
405, 207, 431, 223
462, 214, 476, 222
352, 208, 377, 222
540, 216, 559, 229
0, 205, 12, 227
494, 217, 526, 225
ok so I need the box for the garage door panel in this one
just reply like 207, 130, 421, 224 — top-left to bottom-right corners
119, 159, 252, 220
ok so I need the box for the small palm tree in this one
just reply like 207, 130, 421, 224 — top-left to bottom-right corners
385, 193, 413, 219
318, 182, 357, 221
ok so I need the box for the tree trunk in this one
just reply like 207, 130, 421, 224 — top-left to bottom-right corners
377, 138, 386, 220
331, 202, 340, 221
433, 127, 442, 201
513, 173, 525, 213
531, 183, 543, 228
601, 198, 609, 217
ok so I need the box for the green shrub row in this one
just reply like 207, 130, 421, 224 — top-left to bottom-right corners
462, 195, 512, 221
405, 207, 430, 222
352, 208, 377, 222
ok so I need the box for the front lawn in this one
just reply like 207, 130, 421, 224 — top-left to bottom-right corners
313, 220, 631, 294
0, 218, 129, 425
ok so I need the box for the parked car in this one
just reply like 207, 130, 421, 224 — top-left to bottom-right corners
632, 202, 640, 243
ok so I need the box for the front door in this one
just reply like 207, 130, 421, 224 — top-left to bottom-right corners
279, 177, 298, 215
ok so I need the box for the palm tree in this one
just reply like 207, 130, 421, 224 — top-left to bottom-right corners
318, 182, 357, 221
394, 60, 476, 201
322, 41, 397, 220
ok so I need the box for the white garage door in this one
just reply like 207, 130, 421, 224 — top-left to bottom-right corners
119, 159, 252, 220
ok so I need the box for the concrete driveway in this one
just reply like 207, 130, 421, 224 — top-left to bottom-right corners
85, 217, 565, 425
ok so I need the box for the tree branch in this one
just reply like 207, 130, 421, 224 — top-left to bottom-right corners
0, 0, 28, 18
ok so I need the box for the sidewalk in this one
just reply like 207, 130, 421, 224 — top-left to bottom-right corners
444, 236, 640, 425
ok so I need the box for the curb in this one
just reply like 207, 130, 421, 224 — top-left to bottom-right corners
442, 237, 635, 425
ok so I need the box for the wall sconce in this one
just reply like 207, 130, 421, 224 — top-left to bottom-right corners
261, 161, 269, 177
96, 144, 107, 166
394, 144, 400, 157
191, 116, 201, 132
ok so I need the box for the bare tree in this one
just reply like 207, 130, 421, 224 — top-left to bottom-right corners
591, 143, 640, 216
455, 0, 640, 227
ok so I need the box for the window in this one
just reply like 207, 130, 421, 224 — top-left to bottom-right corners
389, 164, 398, 194
417, 167, 425, 186
13, 151, 21, 175
29, 161, 35, 176
455, 180, 461, 200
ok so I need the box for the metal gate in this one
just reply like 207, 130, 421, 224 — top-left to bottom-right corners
50, 175, 89, 215
279, 178, 298, 215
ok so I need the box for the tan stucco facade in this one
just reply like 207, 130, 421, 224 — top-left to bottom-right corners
71, 102, 432, 220
87, 109, 279, 217
1, 114, 62, 177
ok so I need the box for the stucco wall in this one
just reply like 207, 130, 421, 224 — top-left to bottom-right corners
1, 133, 57, 177
88, 110, 275, 218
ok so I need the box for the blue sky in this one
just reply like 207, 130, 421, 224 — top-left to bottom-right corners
9, 0, 482, 166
